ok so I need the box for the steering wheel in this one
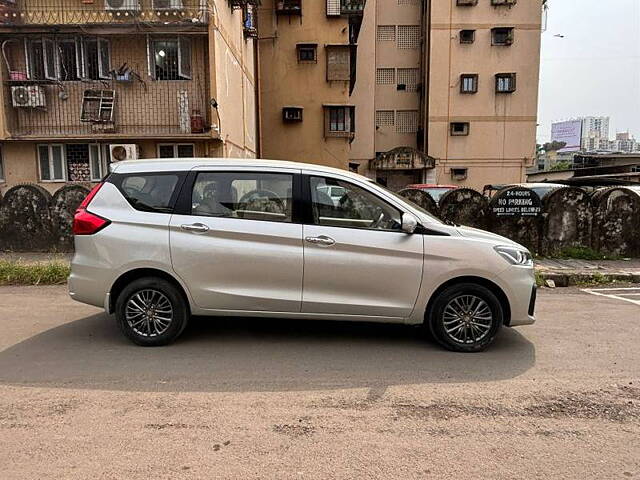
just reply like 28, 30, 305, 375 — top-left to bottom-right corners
237, 189, 286, 213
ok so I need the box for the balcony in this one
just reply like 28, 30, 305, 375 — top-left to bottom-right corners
0, 0, 209, 29
2, 34, 212, 139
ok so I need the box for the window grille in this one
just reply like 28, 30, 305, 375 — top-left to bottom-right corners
327, 0, 340, 16
376, 68, 395, 85
376, 25, 396, 42
397, 25, 421, 49
397, 68, 419, 92
375, 110, 395, 127
396, 110, 418, 133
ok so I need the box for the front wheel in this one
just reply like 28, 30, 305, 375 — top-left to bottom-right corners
427, 283, 503, 352
115, 277, 189, 346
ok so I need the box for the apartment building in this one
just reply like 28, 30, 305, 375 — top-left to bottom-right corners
257, 0, 364, 170
260, 0, 543, 191
0, 0, 258, 194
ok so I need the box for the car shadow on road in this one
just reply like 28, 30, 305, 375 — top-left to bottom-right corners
0, 313, 535, 393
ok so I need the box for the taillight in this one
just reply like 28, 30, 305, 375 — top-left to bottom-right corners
73, 183, 110, 235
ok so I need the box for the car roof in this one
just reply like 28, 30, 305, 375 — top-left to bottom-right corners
407, 184, 459, 189
111, 157, 371, 182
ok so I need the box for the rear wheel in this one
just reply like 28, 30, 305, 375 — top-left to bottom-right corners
115, 277, 189, 346
427, 283, 503, 352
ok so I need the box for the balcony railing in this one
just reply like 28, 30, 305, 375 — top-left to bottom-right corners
0, 0, 210, 27
4, 80, 211, 138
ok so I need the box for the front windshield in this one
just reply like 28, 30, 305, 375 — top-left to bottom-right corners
424, 188, 452, 202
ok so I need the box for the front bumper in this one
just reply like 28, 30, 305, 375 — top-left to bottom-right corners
497, 266, 536, 327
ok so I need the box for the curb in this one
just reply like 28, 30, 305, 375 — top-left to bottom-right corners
536, 271, 640, 288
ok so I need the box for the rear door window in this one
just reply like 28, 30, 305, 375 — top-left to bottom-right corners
116, 173, 181, 213
191, 172, 293, 223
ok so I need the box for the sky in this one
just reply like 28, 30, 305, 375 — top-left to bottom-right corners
537, 0, 640, 143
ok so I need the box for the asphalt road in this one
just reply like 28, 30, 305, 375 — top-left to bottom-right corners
0, 285, 638, 479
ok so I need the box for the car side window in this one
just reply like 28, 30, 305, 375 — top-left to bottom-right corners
309, 176, 402, 231
118, 174, 179, 213
191, 172, 293, 223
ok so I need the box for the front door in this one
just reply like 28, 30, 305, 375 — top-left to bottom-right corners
170, 169, 303, 312
302, 175, 424, 318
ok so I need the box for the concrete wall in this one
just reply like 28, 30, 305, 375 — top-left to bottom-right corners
257, 0, 352, 169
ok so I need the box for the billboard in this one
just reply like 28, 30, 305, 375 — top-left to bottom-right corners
551, 120, 583, 152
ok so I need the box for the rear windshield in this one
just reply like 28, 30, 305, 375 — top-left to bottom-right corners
112, 173, 181, 213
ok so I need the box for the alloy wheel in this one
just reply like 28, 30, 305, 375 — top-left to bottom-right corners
125, 289, 174, 337
442, 294, 494, 345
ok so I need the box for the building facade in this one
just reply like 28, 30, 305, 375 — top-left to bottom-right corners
0, 0, 258, 194
259, 0, 543, 191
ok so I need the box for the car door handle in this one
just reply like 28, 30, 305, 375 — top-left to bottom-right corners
181, 223, 209, 233
305, 235, 335, 246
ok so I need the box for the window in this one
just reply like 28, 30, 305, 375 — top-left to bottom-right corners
450, 122, 470, 136
376, 68, 395, 85
326, 45, 350, 81
491, 0, 517, 5
25, 38, 56, 80
324, 106, 354, 137
376, 25, 396, 42
118, 174, 180, 213
157, 143, 195, 158
460, 74, 478, 94
38, 144, 65, 182
276, 0, 302, 15
456, 0, 478, 5
375, 110, 395, 128
26, 37, 109, 81
397, 67, 419, 92
148, 37, 191, 80
58, 39, 78, 81
282, 106, 303, 122
80, 89, 115, 123
326, 0, 340, 16
460, 29, 475, 44
297, 43, 317, 63
310, 176, 401, 231
396, 110, 418, 133
492, 27, 514, 46
495, 73, 516, 93
192, 172, 293, 222
451, 167, 468, 180
397, 25, 421, 49
89, 144, 105, 181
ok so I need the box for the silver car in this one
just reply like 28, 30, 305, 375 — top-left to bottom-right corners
69, 158, 536, 352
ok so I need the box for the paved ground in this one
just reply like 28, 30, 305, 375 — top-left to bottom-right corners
0, 286, 639, 479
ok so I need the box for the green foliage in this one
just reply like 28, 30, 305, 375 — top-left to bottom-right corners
554, 246, 622, 261
542, 141, 567, 152
550, 160, 572, 171
0, 261, 70, 286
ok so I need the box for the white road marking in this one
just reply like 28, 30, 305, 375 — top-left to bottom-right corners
581, 287, 640, 306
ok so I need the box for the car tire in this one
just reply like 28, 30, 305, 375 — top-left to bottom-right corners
115, 277, 189, 346
427, 283, 503, 353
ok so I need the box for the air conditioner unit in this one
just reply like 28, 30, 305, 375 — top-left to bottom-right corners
105, 0, 140, 12
109, 144, 139, 162
153, 0, 183, 9
11, 86, 46, 108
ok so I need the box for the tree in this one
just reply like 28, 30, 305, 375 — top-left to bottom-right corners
550, 160, 572, 171
543, 141, 567, 152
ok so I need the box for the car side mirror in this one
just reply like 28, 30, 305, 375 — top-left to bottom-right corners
401, 212, 419, 234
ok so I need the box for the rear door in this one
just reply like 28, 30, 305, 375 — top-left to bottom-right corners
301, 174, 424, 318
169, 167, 304, 313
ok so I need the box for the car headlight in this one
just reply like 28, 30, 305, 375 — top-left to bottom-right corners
494, 245, 533, 267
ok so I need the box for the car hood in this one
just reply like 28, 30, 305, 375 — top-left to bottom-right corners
455, 225, 522, 248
